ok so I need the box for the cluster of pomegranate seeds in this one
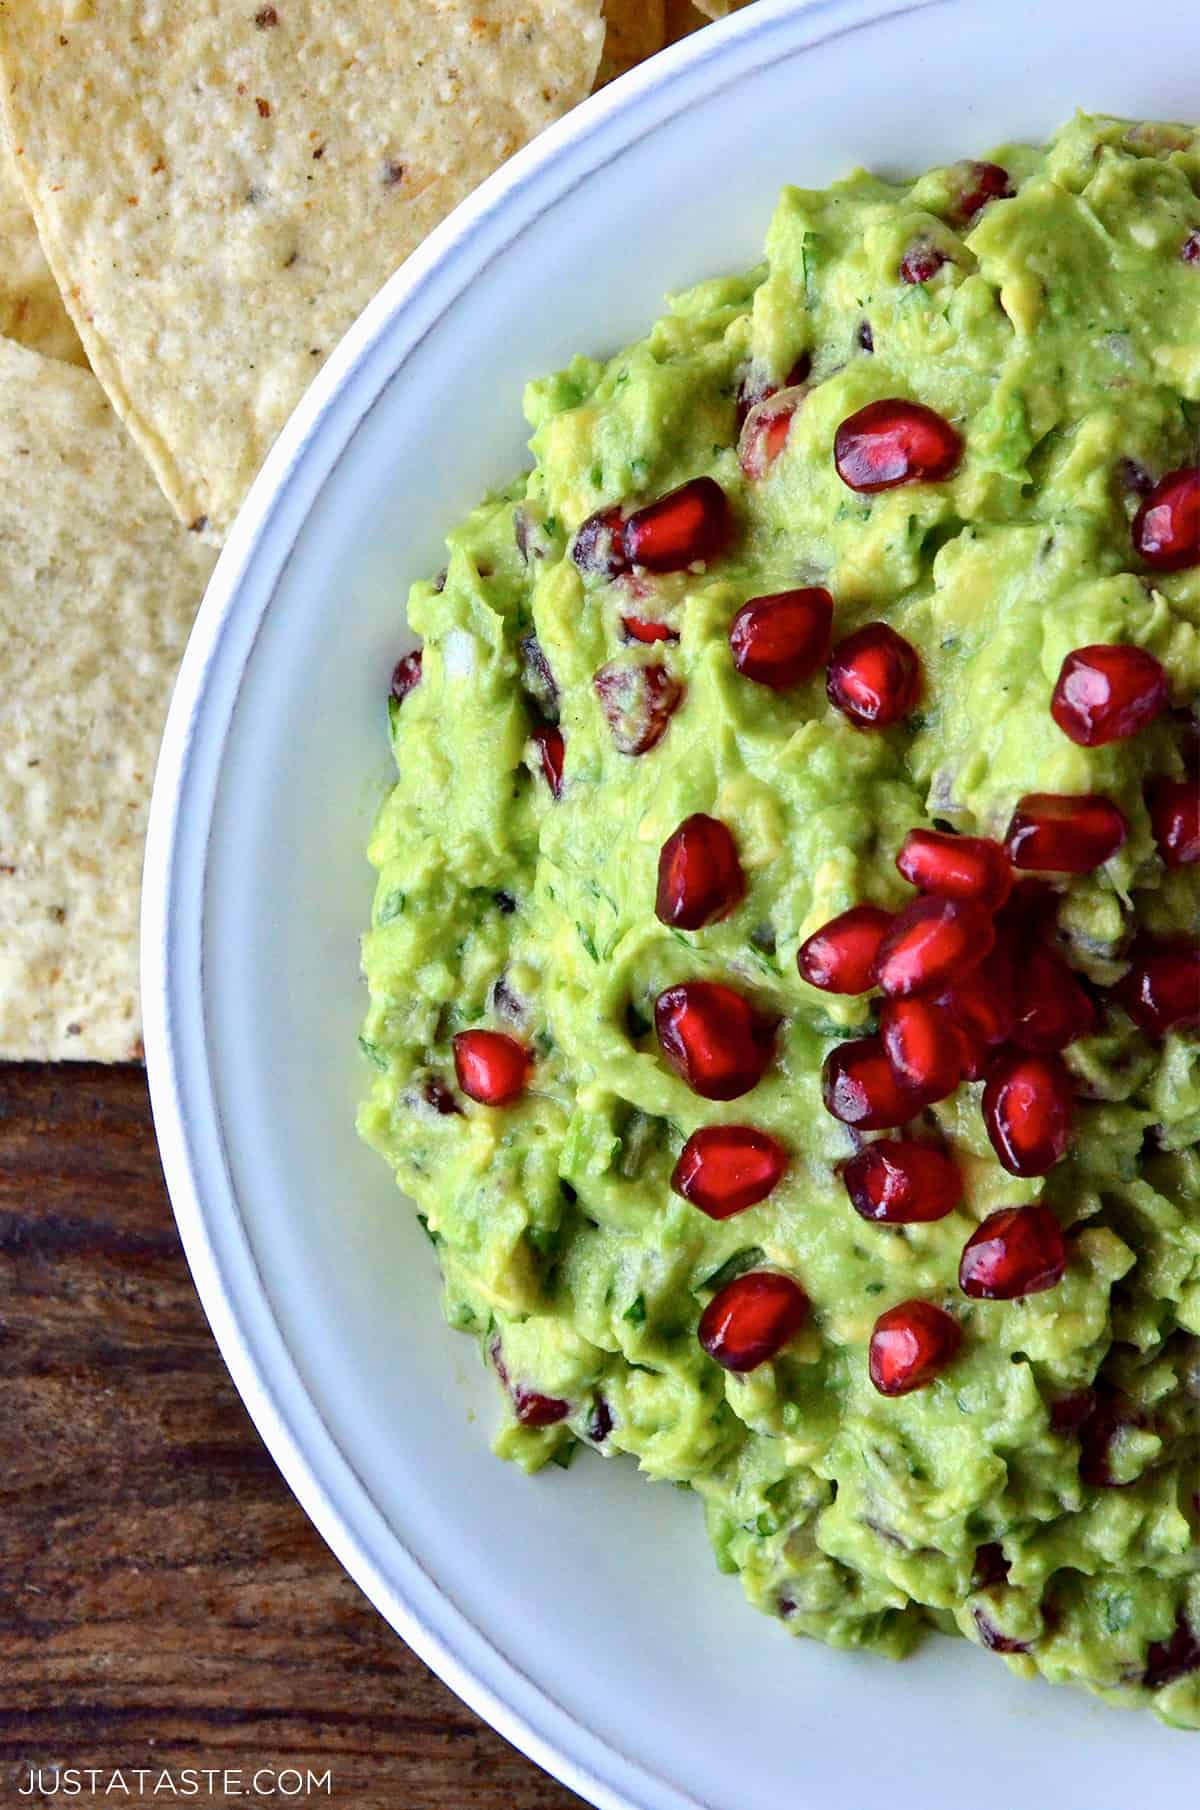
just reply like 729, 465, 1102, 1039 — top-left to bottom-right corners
1132, 467, 1200, 571
1050, 644, 1168, 746
869, 1299, 961, 1396
826, 622, 922, 727
899, 239, 947, 285
656, 813, 745, 929
390, 648, 423, 703
798, 904, 893, 993
843, 1139, 962, 1223
452, 1029, 531, 1106
531, 722, 565, 798
698, 1270, 808, 1372
959, 1204, 1067, 1299
655, 981, 777, 1100
1149, 777, 1200, 867
594, 660, 684, 755
729, 588, 833, 690
573, 476, 731, 579
671, 1124, 789, 1218
1004, 793, 1128, 873
834, 399, 963, 494
896, 828, 1012, 909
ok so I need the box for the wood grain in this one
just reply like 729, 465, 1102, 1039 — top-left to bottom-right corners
0, 1063, 585, 1810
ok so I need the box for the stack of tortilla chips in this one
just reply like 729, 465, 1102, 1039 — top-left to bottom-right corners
0, 0, 742, 1061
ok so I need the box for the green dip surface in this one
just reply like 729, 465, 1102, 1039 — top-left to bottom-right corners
359, 114, 1200, 1725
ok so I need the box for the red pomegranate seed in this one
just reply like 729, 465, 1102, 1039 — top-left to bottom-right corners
797, 904, 894, 994
949, 160, 1013, 224
671, 1125, 789, 1218
869, 1299, 961, 1396
453, 1030, 531, 1106
1076, 1390, 1140, 1489
880, 996, 965, 1099
1146, 1617, 1200, 1690
873, 896, 995, 999
1050, 644, 1169, 746
1004, 793, 1128, 873
729, 587, 833, 690
572, 504, 628, 577
656, 813, 745, 930
1184, 231, 1200, 266
490, 1340, 569, 1426
896, 827, 1012, 909
739, 392, 800, 478
973, 1612, 1033, 1656
827, 623, 922, 727
531, 723, 564, 798
959, 1203, 1067, 1299
822, 1036, 924, 1129
982, 1051, 1074, 1176
1133, 467, 1200, 571
1149, 777, 1200, 867
1011, 945, 1095, 1052
735, 353, 811, 430
594, 660, 684, 755
390, 648, 423, 702
973, 1543, 1010, 1589
625, 476, 731, 572
938, 944, 1018, 1057
698, 1271, 808, 1372
654, 981, 777, 1100
899, 239, 947, 284
622, 615, 678, 644
842, 1139, 962, 1223
1115, 939, 1200, 1039
422, 1076, 461, 1116
834, 399, 963, 493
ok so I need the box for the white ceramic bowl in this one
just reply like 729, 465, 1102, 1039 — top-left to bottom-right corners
143, 4, 1200, 1804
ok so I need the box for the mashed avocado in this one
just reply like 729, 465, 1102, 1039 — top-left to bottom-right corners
359, 115, 1200, 1725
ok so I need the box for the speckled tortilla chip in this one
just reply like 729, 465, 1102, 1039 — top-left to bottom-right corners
0, 337, 216, 1061
598, 0, 666, 83
0, 137, 85, 366
0, 0, 605, 544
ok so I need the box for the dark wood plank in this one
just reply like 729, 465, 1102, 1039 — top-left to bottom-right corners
0, 1063, 586, 1810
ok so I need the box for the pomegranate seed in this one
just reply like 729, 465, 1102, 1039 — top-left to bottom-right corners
1149, 777, 1200, 867
452, 1030, 531, 1106
422, 1076, 461, 1116
1004, 793, 1128, 873
1011, 946, 1095, 1052
899, 239, 947, 284
1051, 1389, 1096, 1436
881, 996, 964, 1099
622, 615, 678, 644
973, 1611, 1032, 1655
982, 1051, 1074, 1176
654, 981, 777, 1100
1115, 939, 1200, 1039
973, 1543, 1010, 1589
959, 1203, 1067, 1299
822, 1037, 924, 1129
739, 393, 800, 478
1133, 467, 1200, 571
834, 399, 962, 493
938, 945, 1018, 1055
729, 587, 833, 690
491, 1340, 570, 1426
625, 476, 731, 572
869, 1299, 961, 1396
842, 1139, 962, 1223
1076, 1390, 1139, 1489
734, 353, 811, 430
588, 1396, 613, 1443
827, 623, 922, 727
656, 813, 745, 930
1146, 1617, 1200, 1691
531, 723, 564, 798
520, 634, 559, 717
1050, 643, 1169, 746
797, 904, 894, 994
594, 660, 684, 755
873, 896, 995, 999
572, 504, 627, 577
896, 827, 1012, 910
390, 648, 423, 702
671, 1124, 789, 1218
698, 1271, 808, 1372
1184, 231, 1200, 266
948, 160, 1013, 224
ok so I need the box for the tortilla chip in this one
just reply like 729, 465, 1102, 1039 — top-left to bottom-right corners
0, 137, 85, 366
0, 336, 216, 1062
0, 0, 605, 544
598, 0, 666, 82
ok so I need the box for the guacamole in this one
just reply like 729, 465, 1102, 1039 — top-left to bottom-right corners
359, 114, 1200, 1725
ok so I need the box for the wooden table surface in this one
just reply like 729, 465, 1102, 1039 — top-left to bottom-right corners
0, 1063, 586, 1809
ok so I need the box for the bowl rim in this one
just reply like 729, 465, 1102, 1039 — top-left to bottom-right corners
141, 4, 960, 1807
